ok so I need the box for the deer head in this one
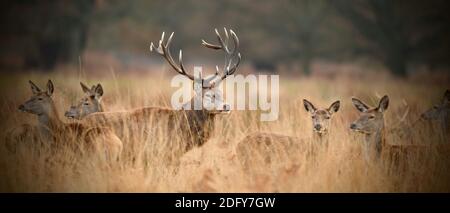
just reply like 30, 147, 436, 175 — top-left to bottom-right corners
303, 99, 340, 135
65, 82, 104, 119
150, 28, 241, 114
421, 89, 450, 122
19, 80, 55, 116
350, 95, 389, 134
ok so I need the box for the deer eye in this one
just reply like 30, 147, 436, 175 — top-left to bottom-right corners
83, 102, 89, 106
325, 116, 331, 119
312, 115, 317, 119
38, 97, 43, 101
369, 115, 375, 119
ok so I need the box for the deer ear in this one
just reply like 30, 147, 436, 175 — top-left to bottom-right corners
80, 82, 91, 93
29, 80, 41, 94
46, 80, 54, 96
303, 99, 316, 113
352, 97, 369, 112
328, 100, 340, 114
95, 83, 103, 98
377, 95, 389, 112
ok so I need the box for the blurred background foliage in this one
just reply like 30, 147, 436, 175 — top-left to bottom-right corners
1, 0, 449, 77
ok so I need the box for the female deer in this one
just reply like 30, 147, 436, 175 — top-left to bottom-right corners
236, 100, 340, 172
65, 82, 104, 120
420, 89, 450, 137
349, 95, 449, 169
13, 80, 122, 159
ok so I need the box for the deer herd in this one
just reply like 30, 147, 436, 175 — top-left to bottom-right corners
5, 28, 450, 172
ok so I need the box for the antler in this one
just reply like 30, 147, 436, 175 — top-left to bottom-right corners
150, 32, 195, 80
201, 27, 241, 88
150, 28, 241, 88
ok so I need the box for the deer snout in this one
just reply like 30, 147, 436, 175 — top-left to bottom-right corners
314, 124, 322, 131
65, 107, 76, 118
18, 104, 25, 112
223, 104, 231, 112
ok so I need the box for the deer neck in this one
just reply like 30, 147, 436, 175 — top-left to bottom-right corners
38, 101, 63, 134
365, 120, 386, 155
313, 131, 329, 144
185, 109, 216, 149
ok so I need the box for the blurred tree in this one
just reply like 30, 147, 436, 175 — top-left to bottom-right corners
330, 0, 450, 77
0, 0, 94, 70
1, 0, 449, 74
282, 0, 330, 75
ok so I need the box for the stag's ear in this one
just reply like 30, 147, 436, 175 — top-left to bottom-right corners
303, 99, 316, 114
80, 82, 91, 94
377, 95, 389, 112
328, 100, 340, 114
443, 89, 450, 103
94, 83, 103, 98
46, 80, 54, 96
352, 97, 369, 112
29, 80, 41, 94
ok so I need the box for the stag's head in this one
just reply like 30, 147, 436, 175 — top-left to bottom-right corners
19, 80, 55, 116
303, 99, 340, 135
421, 89, 450, 122
150, 28, 241, 114
65, 82, 104, 119
350, 95, 389, 134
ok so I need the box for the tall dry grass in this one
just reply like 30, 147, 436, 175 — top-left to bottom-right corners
0, 67, 449, 192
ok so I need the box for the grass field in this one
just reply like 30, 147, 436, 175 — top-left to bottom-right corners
0, 66, 449, 192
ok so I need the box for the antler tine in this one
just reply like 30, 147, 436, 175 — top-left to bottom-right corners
178, 50, 190, 78
221, 53, 241, 80
166, 32, 174, 48
215, 65, 220, 76
151, 31, 194, 80
223, 27, 230, 50
215, 28, 228, 53
229, 29, 239, 56
201, 39, 222, 49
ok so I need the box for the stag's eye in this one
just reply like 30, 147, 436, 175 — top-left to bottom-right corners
369, 115, 375, 119
325, 116, 331, 119
83, 102, 89, 106
38, 98, 43, 101
312, 115, 317, 119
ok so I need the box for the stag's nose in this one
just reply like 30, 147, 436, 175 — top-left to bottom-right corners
350, 123, 357, 129
314, 124, 322, 131
18, 105, 25, 112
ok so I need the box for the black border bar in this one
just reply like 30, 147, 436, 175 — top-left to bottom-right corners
0, 193, 449, 211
